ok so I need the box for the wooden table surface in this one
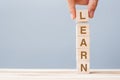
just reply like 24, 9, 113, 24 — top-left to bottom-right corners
0, 69, 120, 80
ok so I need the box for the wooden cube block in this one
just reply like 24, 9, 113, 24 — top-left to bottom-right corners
76, 10, 89, 23
76, 23, 89, 37
76, 37, 90, 49
76, 49, 90, 62
77, 61, 90, 74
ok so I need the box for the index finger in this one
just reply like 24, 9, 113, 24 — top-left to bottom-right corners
88, 0, 98, 18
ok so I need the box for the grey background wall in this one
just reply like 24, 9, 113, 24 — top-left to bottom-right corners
0, 0, 120, 69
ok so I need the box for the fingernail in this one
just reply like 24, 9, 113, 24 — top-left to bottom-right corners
70, 14, 75, 20
90, 10, 94, 18
70, 14, 74, 19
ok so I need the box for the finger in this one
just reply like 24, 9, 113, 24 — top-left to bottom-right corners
76, 0, 89, 5
67, 0, 76, 19
88, 0, 98, 18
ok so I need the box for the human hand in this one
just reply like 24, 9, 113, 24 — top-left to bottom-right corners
67, 0, 98, 19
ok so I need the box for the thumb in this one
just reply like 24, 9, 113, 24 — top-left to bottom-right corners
88, 0, 98, 18
67, 0, 76, 19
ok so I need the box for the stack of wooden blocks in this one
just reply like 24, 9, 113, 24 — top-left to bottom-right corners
76, 9, 90, 73
0, 9, 120, 80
